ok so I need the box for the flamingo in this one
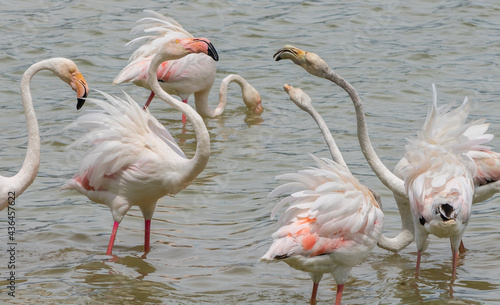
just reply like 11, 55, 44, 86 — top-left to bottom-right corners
260, 84, 384, 305
400, 85, 487, 278
0, 58, 88, 212
64, 38, 212, 255
272, 45, 498, 278
113, 10, 263, 123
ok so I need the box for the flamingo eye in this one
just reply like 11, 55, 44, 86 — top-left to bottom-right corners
175, 39, 180, 44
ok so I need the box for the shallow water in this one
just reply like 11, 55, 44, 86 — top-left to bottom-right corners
1, 0, 500, 304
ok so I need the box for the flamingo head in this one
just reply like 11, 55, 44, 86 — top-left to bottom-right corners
176, 37, 219, 61
53, 58, 89, 109
283, 84, 313, 112
242, 83, 263, 114
274, 45, 330, 79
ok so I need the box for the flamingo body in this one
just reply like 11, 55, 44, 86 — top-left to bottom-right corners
64, 92, 190, 224
261, 156, 383, 304
399, 85, 492, 278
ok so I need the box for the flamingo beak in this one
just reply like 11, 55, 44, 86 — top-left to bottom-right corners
206, 41, 219, 61
70, 71, 89, 110
274, 45, 303, 61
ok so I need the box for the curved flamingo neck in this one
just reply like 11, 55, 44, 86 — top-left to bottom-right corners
194, 74, 251, 118
9, 61, 52, 194
302, 103, 348, 169
323, 68, 406, 197
148, 52, 210, 181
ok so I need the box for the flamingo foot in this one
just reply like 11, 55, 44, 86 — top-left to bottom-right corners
143, 91, 155, 110
335, 284, 344, 305
106, 221, 120, 255
310, 282, 319, 305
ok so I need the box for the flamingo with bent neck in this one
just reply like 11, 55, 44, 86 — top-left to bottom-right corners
0, 58, 88, 212
64, 38, 212, 256
113, 10, 263, 123
273, 45, 499, 279
260, 84, 384, 305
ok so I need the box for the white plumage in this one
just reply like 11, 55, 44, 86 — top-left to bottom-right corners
261, 85, 383, 305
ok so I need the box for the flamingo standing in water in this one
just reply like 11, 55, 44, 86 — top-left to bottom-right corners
64, 38, 213, 255
272, 45, 499, 279
113, 10, 263, 123
260, 84, 384, 305
0, 58, 88, 211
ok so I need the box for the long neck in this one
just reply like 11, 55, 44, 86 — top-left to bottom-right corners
303, 104, 348, 170
149, 55, 210, 181
324, 69, 406, 197
194, 74, 249, 118
10, 61, 48, 195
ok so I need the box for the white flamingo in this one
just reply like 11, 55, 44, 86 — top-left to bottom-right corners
113, 10, 263, 123
0, 58, 88, 212
64, 38, 212, 255
260, 84, 384, 305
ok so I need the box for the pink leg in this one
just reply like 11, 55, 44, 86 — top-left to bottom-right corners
335, 284, 344, 305
181, 99, 188, 124
459, 240, 466, 254
106, 221, 120, 255
451, 249, 459, 282
144, 219, 151, 254
415, 250, 422, 278
143, 91, 155, 110
310, 282, 319, 305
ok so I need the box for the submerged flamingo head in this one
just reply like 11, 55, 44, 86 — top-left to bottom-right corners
242, 82, 263, 114
176, 37, 219, 61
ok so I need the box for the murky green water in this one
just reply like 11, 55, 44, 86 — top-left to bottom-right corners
1, 0, 500, 304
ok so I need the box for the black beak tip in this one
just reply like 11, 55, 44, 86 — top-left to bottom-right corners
77, 98, 86, 110
206, 42, 219, 61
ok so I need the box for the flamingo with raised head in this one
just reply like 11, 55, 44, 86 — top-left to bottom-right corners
113, 10, 263, 123
260, 84, 383, 305
0, 58, 88, 212
64, 38, 212, 256
272, 45, 498, 279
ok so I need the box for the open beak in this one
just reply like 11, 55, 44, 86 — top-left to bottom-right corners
71, 72, 89, 110
273, 45, 306, 62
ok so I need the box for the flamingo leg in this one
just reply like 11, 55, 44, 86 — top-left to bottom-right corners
106, 221, 120, 255
181, 99, 188, 124
144, 219, 151, 254
143, 91, 155, 110
451, 249, 459, 282
335, 284, 344, 305
459, 240, 466, 254
310, 282, 319, 305
415, 250, 422, 278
